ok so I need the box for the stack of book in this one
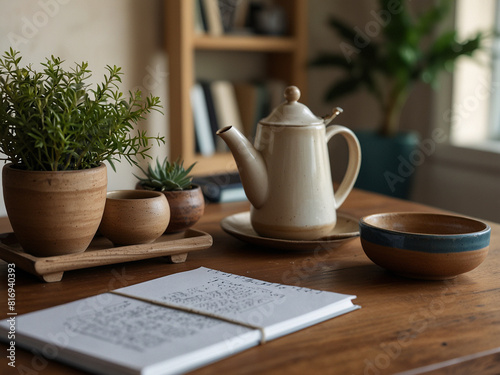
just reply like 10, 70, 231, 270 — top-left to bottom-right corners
195, 0, 277, 36
191, 79, 286, 156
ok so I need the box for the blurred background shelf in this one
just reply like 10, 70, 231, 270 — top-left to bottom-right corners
193, 35, 297, 51
165, 0, 307, 175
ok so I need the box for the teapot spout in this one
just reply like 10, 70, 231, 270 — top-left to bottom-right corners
216, 126, 268, 208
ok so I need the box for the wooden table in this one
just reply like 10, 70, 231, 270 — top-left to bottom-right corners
0, 189, 499, 375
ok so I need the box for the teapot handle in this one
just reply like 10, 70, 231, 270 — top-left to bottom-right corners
325, 125, 362, 209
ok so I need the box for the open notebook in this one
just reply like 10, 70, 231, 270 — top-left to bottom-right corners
0, 267, 360, 375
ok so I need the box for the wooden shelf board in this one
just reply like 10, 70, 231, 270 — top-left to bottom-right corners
193, 35, 297, 52
189, 153, 238, 176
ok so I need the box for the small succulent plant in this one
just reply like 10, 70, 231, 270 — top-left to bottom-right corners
135, 157, 196, 191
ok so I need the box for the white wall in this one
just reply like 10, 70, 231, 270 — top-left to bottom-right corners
412, 145, 500, 222
0, 0, 168, 217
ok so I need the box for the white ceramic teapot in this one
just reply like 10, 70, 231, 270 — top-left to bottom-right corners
217, 86, 361, 240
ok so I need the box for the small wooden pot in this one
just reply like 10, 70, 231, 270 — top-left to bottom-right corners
162, 185, 205, 233
99, 190, 170, 246
2, 163, 107, 257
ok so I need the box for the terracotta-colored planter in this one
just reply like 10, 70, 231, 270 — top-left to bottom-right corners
2, 163, 107, 257
162, 185, 205, 233
99, 190, 170, 246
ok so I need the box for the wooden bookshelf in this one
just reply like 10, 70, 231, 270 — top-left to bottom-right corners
164, 0, 308, 175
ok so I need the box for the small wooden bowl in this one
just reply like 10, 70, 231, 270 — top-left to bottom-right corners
359, 212, 491, 280
99, 190, 170, 246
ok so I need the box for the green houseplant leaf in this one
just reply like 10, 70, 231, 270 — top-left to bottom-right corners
310, 0, 488, 137
0, 49, 164, 171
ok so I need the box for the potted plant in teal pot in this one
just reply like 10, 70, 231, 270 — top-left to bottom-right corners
310, 0, 487, 198
0, 49, 163, 256
135, 158, 205, 233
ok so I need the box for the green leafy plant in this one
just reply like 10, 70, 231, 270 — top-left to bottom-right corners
310, 0, 489, 137
0, 48, 164, 171
135, 157, 196, 191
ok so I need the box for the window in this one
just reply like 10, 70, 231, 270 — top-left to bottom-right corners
448, 0, 500, 151
489, 0, 500, 141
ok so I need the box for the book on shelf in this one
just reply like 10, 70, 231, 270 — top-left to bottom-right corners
196, 0, 287, 36
191, 83, 216, 156
194, 0, 207, 34
233, 81, 269, 140
200, 81, 225, 152
210, 79, 244, 135
201, 0, 224, 35
233, 79, 286, 138
0, 267, 360, 375
193, 171, 247, 202
193, 79, 286, 153
218, 0, 242, 33
232, 0, 250, 30
196, 0, 253, 35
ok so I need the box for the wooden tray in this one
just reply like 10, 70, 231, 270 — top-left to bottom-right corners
0, 229, 212, 282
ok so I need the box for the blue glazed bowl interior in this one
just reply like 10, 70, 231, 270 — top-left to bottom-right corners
359, 212, 491, 253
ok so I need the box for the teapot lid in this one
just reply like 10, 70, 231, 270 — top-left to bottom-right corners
260, 86, 324, 126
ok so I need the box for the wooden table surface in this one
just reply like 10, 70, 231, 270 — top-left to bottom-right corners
0, 188, 499, 375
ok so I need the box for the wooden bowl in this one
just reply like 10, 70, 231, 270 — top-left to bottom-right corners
359, 212, 491, 280
99, 190, 170, 246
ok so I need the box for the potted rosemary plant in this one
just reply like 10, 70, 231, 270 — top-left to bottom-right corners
0, 49, 163, 256
135, 157, 204, 233
310, 0, 488, 198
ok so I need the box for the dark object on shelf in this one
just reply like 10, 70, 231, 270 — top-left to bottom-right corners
193, 172, 247, 202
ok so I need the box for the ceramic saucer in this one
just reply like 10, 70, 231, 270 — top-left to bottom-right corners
220, 211, 359, 251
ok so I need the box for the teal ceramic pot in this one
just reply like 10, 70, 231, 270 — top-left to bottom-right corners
354, 131, 420, 199
359, 212, 491, 280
